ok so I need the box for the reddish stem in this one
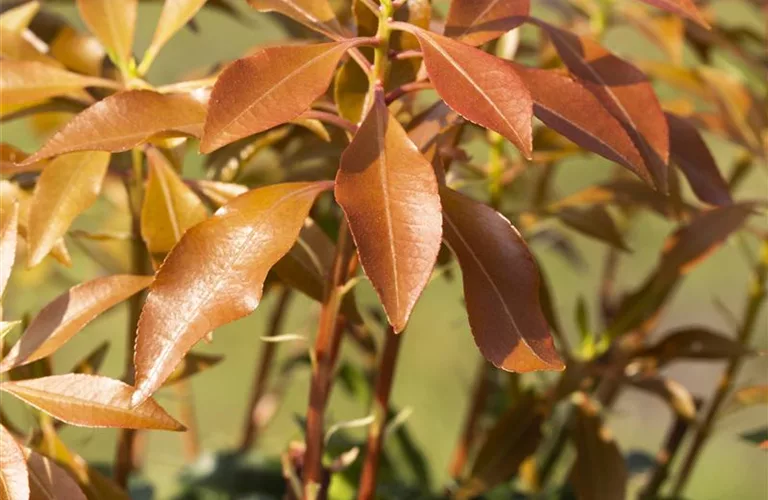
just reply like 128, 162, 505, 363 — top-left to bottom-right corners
384, 80, 433, 104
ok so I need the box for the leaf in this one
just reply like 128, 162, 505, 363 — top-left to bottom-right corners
405, 26, 533, 157
666, 112, 732, 206
629, 375, 696, 421
23, 90, 207, 163
0, 322, 20, 342
49, 26, 107, 77
27, 151, 110, 267
201, 40, 360, 153
1, 374, 184, 430
164, 352, 223, 386
71, 341, 110, 375
555, 205, 630, 252
334, 58, 369, 124
247, 0, 344, 39
0, 199, 18, 297
132, 181, 332, 405
76, 0, 138, 70
569, 393, 628, 500
740, 427, 768, 447
141, 0, 208, 72
141, 148, 208, 257
388, 0, 431, 89
440, 186, 563, 371
23, 447, 86, 500
0, 275, 152, 373
0, 424, 28, 500
535, 21, 669, 189
0, 1, 40, 33
639, 327, 752, 365
445, 0, 529, 46
726, 385, 768, 414
637, 0, 709, 28
193, 180, 249, 207
513, 66, 649, 183
335, 95, 442, 332
272, 219, 334, 302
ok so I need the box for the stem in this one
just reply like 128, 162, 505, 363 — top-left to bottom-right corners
671, 239, 768, 496
176, 380, 200, 462
384, 80, 433, 104
239, 287, 293, 451
358, 327, 404, 500
300, 110, 358, 134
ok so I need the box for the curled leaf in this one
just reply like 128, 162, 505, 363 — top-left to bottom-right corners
445, 0, 529, 46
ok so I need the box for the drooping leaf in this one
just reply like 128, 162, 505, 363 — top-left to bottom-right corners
639, 327, 752, 365
23, 447, 87, 500
132, 181, 332, 405
23, 90, 207, 163
629, 375, 696, 421
27, 151, 110, 267
514, 66, 650, 183
141, 148, 208, 257
637, 0, 709, 28
666, 112, 732, 206
335, 96, 442, 332
0, 199, 18, 297
555, 205, 630, 252
76, 0, 138, 70
0, 424, 28, 500
247, 0, 344, 38
201, 40, 361, 153
141, 0, 208, 72
1, 374, 185, 430
440, 186, 563, 371
164, 352, 223, 386
0, 275, 152, 373
444, 0, 529, 46
404, 26, 533, 157
569, 393, 628, 500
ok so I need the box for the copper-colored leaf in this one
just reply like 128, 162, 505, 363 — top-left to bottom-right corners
555, 205, 630, 252
666, 112, 732, 206
637, 0, 709, 28
27, 151, 110, 267
639, 327, 752, 365
445, 0, 529, 46
142, 0, 207, 72
440, 186, 563, 371
1, 374, 184, 430
247, 0, 344, 38
24, 91, 207, 163
629, 375, 696, 421
0, 275, 152, 373
164, 352, 223, 386
405, 27, 533, 157
201, 40, 360, 153
23, 447, 86, 500
0, 199, 18, 297
569, 393, 627, 500
335, 96, 441, 332
0, 424, 28, 500
0, 144, 44, 176
76, 0, 137, 70
132, 181, 332, 405
514, 66, 650, 183
141, 148, 207, 256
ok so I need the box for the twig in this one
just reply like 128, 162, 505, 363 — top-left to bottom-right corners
300, 110, 358, 134
384, 80, 433, 104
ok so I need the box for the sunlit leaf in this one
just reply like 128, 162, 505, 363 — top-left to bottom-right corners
0, 424, 28, 500
141, 148, 208, 257
49, 26, 107, 77
637, 0, 709, 28
247, 0, 344, 38
440, 186, 563, 371
76, 0, 138, 70
192, 179, 249, 207
0, 275, 152, 373
23, 447, 87, 500
445, 0, 529, 46
132, 181, 332, 405
0, 199, 18, 297
629, 375, 696, 421
24, 90, 207, 163
639, 327, 752, 365
141, 0, 208, 73
1, 374, 185, 430
27, 151, 110, 267
335, 95, 442, 332
164, 352, 223, 386
0, 1, 40, 33
201, 40, 362, 153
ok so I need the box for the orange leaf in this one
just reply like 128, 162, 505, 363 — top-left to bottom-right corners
336, 95, 442, 332
247, 0, 344, 39
444, 0, 529, 46
0, 424, 29, 500
76, 0, 137, 70
637, 0, 709, 28
0, 275, 152, 373
23, 90, 207, 164
201, 40, 361, 153
141, 0, 207, 73
23, 447, 87, 500
0, 199, 18, 297
1, 374, 185, 430
132, 181, 332, 405
440, 186, 563, 372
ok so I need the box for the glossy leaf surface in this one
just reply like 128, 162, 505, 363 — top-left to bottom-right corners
23, 447, 87, 500
133, 181, 332, 405
0, 275, 152, 372
76, 0, 137, 69
247, 0, 344, 38
335, 97, 442, 332
0, 424, 28, 500
445, 0, 529, 46
441, 187, 563, 371
1, 374, 185, 430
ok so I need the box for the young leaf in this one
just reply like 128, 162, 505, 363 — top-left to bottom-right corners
141, 148, 208, 256
637, 0, 709, 28
132, 181, 332, 405
444, 0, 529, 46
440, 186, 563, 371
247, 0, 344, 39
0, 374, 185, 430
569, 393, 628, 500
27, 151, 110, 267
665, 112, 732, 206
0, 200, 18, 297
23, 91, 207, 163
141, 0, 208, 73
76, 0, 138, 70
23, 447, 87, 500
513, 66, 650, 184
0, 275, 152, 373
201, 40, 361, 153
403, 27, 533, 157
0, 424, 28, 500
335, 96, 442, 332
